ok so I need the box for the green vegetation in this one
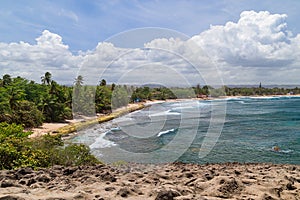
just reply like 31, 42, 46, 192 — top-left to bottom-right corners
0, 72, 119, 128
0, 122, 100, 169
0, 73, 73, 127
224, 85, 300, 96
129, 84, 300, 101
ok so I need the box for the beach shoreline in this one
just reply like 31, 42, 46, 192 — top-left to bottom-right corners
29, 94, 300, 138
29, 103, 146, 138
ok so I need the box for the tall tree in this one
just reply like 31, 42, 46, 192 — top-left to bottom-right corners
111, 83, 116, 91
7, 87, 25, 110
2, 74, 12, 87
74, 75, 84, 86
100, 79, 106, 86
41, 72, 52, 85
195, 84, 201, 95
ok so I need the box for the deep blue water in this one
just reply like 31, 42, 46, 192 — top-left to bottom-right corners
70, 96, 300, 164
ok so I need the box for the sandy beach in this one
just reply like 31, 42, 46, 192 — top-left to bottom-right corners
28, 103, 146, 138
0, 162, 299, 200
29, 123, 71, 138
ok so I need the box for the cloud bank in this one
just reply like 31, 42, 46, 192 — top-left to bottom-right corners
1, 11, 300, 85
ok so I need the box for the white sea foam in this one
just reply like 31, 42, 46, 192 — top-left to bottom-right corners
249, 96, 280, 99
89, 131, 117, 149
111, 127, 121, 131
170, 100, 207, 108
280, 149, 293, 154
157, 128, 175, 137
150, 110, 181, 117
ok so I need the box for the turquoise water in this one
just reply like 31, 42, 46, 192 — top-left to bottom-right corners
70, 96, 300, 164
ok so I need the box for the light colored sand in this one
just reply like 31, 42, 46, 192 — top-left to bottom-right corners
29, 123, 70, 138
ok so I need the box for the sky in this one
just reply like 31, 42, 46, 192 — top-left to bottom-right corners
1, 0, 300, 86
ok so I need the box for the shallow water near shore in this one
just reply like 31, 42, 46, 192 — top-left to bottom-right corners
70, 96, 300, 164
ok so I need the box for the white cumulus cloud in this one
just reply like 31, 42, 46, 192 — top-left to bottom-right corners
0, 30, 80, 83
188, 10, 300, 84
1, 10, 300, 85
191, 10, 299, 68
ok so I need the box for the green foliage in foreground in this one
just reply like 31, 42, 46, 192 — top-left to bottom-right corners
0, 122, 100, 169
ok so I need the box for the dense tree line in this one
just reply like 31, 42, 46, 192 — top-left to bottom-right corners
0, 73, 73, 128
131, 84, 300, 101
131, 86, 195, 102
223, 85, 300, 96
0, 73, 119, 128
1, 73, 299, 128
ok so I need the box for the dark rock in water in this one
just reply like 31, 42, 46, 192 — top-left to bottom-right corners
117, 187, 131, 197
155, 190, 181, 200
0, 195, 25, 200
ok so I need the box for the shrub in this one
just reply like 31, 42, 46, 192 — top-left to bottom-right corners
0, 122, 100, 169
55, 144, 100, 166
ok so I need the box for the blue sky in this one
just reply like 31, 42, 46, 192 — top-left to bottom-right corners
1, 0, 299, 51
1, 0, 300, 85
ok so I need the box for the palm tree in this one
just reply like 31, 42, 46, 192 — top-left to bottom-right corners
2, 74, 12, 87
111, 83, 116, 91
7, 87, 25, 110
74, 75, 83, 86
100, 79, 106, 86
41, 72, 52, 85
49, 80, 59, 95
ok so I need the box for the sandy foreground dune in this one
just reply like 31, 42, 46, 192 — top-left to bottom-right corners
0, 163, 299, 200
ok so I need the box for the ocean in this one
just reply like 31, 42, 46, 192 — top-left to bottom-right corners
70, 96, 300, 164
